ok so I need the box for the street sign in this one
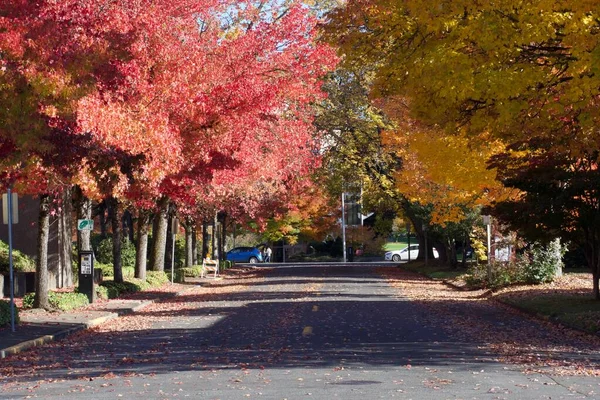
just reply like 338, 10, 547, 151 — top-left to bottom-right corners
77, 219, 94, 231
2, 193, 18, 224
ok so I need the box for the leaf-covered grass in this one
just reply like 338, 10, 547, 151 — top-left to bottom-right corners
401, 260, 466, 280
484, 271, 597, 335
496, 292, 600, 335
401, 262, 600, 335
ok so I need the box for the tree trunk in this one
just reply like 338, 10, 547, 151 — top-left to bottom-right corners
582, 233, 600, 300
135, 211, 150, 280
98, 201, 108, 238
165, 213, 173, 270
594, 269, 599, 300
185, 220, 193, 267
148, 213, 158, 268
192, 225, 198, 265
74, 185, 93, 252
202, 219, 209, 259
432, 239, 447, 263
57, 187, 74, 288
150, 196, 169, 271
34, 194, 51, 310
212, 212, 219, 261
461, 233, 469, 269
219, 212, 227, 261
107, 197, 123, 283
551, 238, 563, 278
123, 209, 134, 243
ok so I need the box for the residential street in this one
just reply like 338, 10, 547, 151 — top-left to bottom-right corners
1, 265, 599, 399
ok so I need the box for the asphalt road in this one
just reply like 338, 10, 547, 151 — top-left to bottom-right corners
1, 264, 598, 399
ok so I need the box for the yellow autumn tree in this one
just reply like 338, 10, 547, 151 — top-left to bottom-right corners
325, 1, 600, 297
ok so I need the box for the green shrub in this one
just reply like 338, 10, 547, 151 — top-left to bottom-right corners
96, 285, 109, 300
169, 269, 185, 283
464, 261, 522, 289
522, 240, 564, 284
22, 293, 34, 309
181, 266, 202, 277
96, 262, 114, 278
99, 271, 168, 298
95, 263, 134, 279
0, 240, 35, 275
146, 271, 169, 286
122, 266, 135, 279
22, 291, 89, 311
96, 237, 136, 268
175, 237, 186, 268
100, 281, 143, 298
464, 240, 564, 289
0, 300, 19, 327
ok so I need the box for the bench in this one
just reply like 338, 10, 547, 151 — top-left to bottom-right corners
201, 259, 219, 278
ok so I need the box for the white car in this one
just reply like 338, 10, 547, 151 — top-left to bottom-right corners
385, 244, 438, 262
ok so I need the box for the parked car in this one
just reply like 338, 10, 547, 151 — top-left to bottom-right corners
385, 244, 438, 262
226, 247, 264, 263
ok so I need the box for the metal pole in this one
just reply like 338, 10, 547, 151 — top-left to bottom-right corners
423, 223, 428, 266
171, 219, 176, 284
8, 188, 15, 332
341, 192, 347, 263
407, 225, 410, 262
486, 219, 492, 282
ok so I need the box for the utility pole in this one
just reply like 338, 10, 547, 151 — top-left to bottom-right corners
341, 192, 347, 263
483, 215, 492, 282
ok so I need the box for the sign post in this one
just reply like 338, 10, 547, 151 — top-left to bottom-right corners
77, 219, 94, 231
3, 190, 17, 332
341, 192, 347, 263
171, 218, 178, 284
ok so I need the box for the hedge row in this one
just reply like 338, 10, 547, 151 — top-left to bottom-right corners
22, 291, 89, 311
99, 271, 169, 298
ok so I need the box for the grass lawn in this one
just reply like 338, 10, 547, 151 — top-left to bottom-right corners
384, 241, 409, 251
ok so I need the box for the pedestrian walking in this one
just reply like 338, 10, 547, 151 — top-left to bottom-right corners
265, 245, 272, 262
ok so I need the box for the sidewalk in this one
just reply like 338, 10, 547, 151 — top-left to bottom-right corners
0, 298, 156, 358
0, 278, 222, 359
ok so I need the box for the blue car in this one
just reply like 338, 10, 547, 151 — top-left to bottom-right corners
226, 247, 263, 264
